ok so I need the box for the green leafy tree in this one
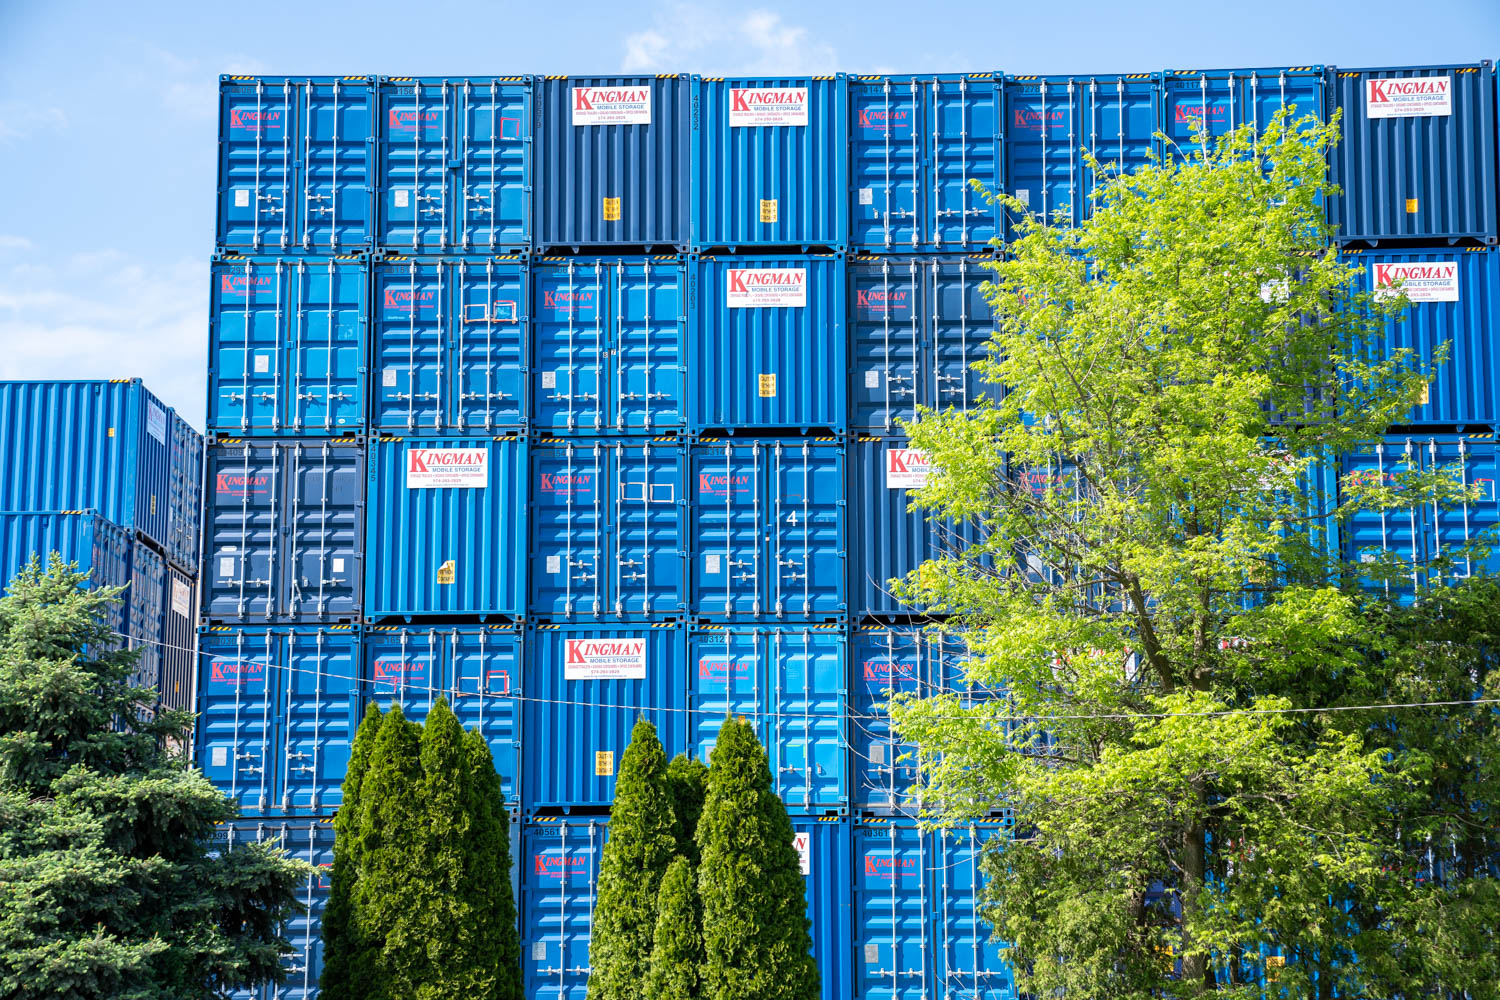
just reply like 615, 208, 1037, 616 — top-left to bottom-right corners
588, 719, 678, 1000
696, 718, 817, 1000
320, 702, 383, 1000
665, 753, 708, 862
0, 556, 308, 999
645, 856, 704, 1000
890, 111, 1480, 997
461, 727, 522, 1000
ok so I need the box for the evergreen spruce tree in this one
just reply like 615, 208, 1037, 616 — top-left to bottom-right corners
696, 718, 817, 1000
587, 719, 678, 1000
320, 702, 382, 1000
645, 856, 704, 1000
463, 728, 522, 1000
665, 753, 708, 863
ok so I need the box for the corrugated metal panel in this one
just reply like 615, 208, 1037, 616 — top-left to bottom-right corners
693, 76, 848, 249
126, 542, 166, 693
0, 510, 128, 638
1347, 247, 1499, 426
854, 817, 934, 1000
1161, 66, 1325, 147
216, 76, 377, 253
214, 819, 334, 1000
794, 815, 854, 1000
376, 77, 533, 253
195, 625, 362, 816
1003, 73, 1163, 238
0, 380, 176, 555
363, 624, 522, 806
532, 256, 689, 434
166, 409, 204, 571
531, 438, 688, 620
1421, 435, 1499, 586
162, 565, 197, 712
689, 626, 848, 813
848, 74, 1004, 251
691, 255, 846, 432
365, 436, 526, 619
850, 255, 999, 434
203, 440, 364, 623
1328, 63, 1498, 245
523, 623, 685, 812
535, 76, 694, 250
689, 439, 846, 620
371, 256, 529, 433
207, 256, 369, 436
521, 816, 608, 1000
932, 817, 1017, 1000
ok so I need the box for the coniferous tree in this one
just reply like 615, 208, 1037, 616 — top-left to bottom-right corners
645, 856, 704, 1000
665, 753, 708, 863
696, 718, 817, 1000
462, 728, 522, 1000
414, 699, 472, 1000
320, 702, 383, 1000
587, 719, 678, 1000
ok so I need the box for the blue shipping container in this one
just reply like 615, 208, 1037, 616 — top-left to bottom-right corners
162, 565, 197, 712
535, 76, 693, 250
0, 379, 192, 564
523, 623, 685, 812
794, 816, 855, 1000
1003, 73, 1162, 239
1161, 66, 1325, 147
693, 76, 848, 250
0, 510, 128, 639
521, 816, 609, 1000
854, 817, 934, 1000
1328, 63, 1498, 245
690, 438, 846, 620
531, 438, 688, 620
207, 256, 369, 436
166, 408, 205, 570
217, 76, 377, 253
371, 255, 529, 433
688, 625, 848, 813
365, 436, 526, 620
692, 255, 846, 432
196, 625, 362, 816
849, 255, 999, 434
1346, 247, 1499, 427
930, 817, 1017, 1000
363, 624, 522, 806
376, 77, 533, 252
203, 439, 364, 623
848, 74, 1005, 250
126, 542, 166, 693
532, 256, 689, 434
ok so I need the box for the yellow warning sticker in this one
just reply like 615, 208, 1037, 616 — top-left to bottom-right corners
437, 559, 456, 585
760, 198, 778, 223
1405, 198, 1419, 214
1419, 382, 1431, 405
758, 373, 776, 397
603, 197, 622, 221
595, 750, 615, 776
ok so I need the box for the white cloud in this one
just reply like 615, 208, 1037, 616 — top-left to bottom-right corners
622, 3, 837, 75
0, 103, 67, 143
0, 235, 33, 251
140, 46, 269, 122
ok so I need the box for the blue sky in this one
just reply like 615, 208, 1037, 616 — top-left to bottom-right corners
1, 0, 1497, 424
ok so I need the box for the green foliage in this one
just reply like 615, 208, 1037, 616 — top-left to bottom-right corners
665, 753, 708, 862
320, 703, 382, 1000
645, 856, 704, 1000
0, 556, 309, 999
696, 718, 817, 1000
461, 728, 522, 1000
588, 719, 678, 1000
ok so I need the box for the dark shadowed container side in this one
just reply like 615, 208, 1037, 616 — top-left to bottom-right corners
161, 564, 198, 713
166, 408, 205, 571
126, 542, 166, 693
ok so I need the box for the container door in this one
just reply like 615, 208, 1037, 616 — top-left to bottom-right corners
449, 628, 521, 806
1004, 78, 1084, 234
373, 261, 447, 432
930, 76, 1002, 249
278, 821, 335, 1000
453, 258, 526, 431
126, 545, 166, 693
1341, 438, 1425, 597
218, 80, 294, 250
852, 627, 928, 809
198, 630, 278, 816
692, 443, 763, 618
212, 259, 287, 433
456, 80, 530, 251
794, 818, 854, 1000
533, 262, 608, 432
767, 442, 845, 618
851, 79, 924, 249
279, 628, 359, 814
380, 81, 452, 251
1424, 437, 1500, 584
931, 257, 998, 414
1083, 76, 1161, 217
522, 820, 607, 1000
300, 78, 373, 251
855, 823, 934, 1000
614, 259, 685, 432
283, 441, 362, 620
286, 259, 365, 434
851, 258, 924, 433
1163, 72, 1240, 149
532, 443, 607, 618
206, 443, 282, 620
934, 823, 1016, 1000
767, 628, 846, 811
366, 627, 441, 711
167, 415, 204, 570
689, 630, 761, 765
612, 441, 687, 617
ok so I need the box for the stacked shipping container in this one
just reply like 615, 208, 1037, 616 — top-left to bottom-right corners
197, 61, 1499, 998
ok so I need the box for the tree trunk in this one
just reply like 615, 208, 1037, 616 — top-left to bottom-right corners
1180, 797, 1208, 992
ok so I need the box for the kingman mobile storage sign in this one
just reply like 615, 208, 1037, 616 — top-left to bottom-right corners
1365, 74, 1452, 117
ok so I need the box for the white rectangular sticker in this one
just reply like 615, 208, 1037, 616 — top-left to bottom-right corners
212, 746, 227, 767
234, 189, 250, 207
170, 578, 191, 617
885, 448, 933, 488
541, 370, 557, 389
572, 86, 652, 126
253, 354, 270, 373
858, 187, 873, 206
793, 831, 812, 875
146, 402, 167, 444
729, 87, 809, 127
864, 369, 880, 388
383, 367, 397, 387
705, 553, 721, 574
564, 637, 648, 680
218, 555, 235, 577
406, 446, 489, 488
1372, 261, 1460, 303
726, 268, 807, 308
546, 554, 561, 574
394, 189, 409, 208
1366, 75, 1452, 118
